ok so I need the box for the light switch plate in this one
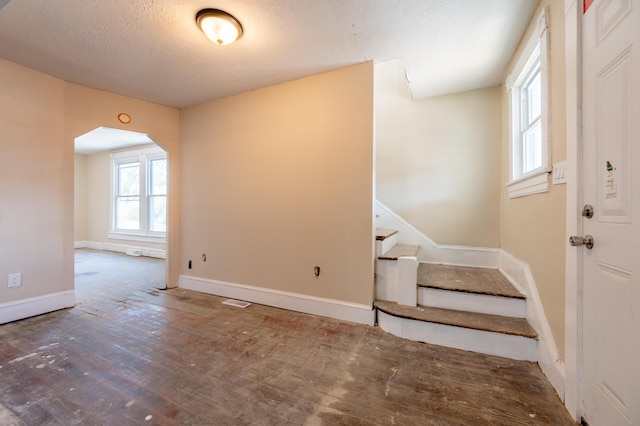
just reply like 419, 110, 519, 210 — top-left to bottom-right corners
552, 161, 567, 185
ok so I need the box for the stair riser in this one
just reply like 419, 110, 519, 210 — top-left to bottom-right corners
375, 235, 397, 258
418, 287, 526, 318
376, 257, 419, 306
375, 259, 397, 301
377, 311, 537, 362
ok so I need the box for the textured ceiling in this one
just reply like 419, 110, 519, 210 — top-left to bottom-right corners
0, 0, 538, 109
75, 127, 154, 154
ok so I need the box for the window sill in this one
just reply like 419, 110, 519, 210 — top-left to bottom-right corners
108, 233, 166, 244
507, 167, 551, 199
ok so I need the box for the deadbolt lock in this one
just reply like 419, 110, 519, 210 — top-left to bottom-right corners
582, 204, 594, 219
569, 235, 594, 249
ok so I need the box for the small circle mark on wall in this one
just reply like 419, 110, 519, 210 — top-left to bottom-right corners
117, 113, 131, 124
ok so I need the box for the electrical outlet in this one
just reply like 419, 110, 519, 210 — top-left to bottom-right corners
8, 273, 21, 288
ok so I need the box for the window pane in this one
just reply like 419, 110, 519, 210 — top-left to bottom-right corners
150, 158, 167, 195
523, 121, 542, 174
116, 197, 139, 230
118, 162, 140, 196
149, 195, 166, 232
526, 69, 541, 124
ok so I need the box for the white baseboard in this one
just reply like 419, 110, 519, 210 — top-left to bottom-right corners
74, 241, 166, 259
499, 250, 565, 398
0, 291, 75, 325
375, 200, 500, 268
179, 275, 375, 326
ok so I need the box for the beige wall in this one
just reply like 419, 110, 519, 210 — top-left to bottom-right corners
0, 60, 67, 303
500, 0, 567, 359
64, 83, 181, 287
74, 154, 88, 241
376, 60, 502, 247
76, 146, 166, 251
84, 151, 109, 243
0, 58, 180, 309
181, 62, 375, 305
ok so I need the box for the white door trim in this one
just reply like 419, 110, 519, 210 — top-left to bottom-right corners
563, 0, 583, 421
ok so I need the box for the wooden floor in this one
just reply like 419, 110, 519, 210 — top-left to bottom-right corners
0, 249, 575, 425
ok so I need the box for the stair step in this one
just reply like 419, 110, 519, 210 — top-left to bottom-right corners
375, 228, 398, 241
418, 286, 526, 318
375, 229, 399, 258
374, 300, 537, 338
374, 300, 538, 361
417, 263, 525, 317
418, 263, 524, 299
378, 244, 420, 260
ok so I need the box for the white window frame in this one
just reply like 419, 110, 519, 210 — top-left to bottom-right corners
506, 7, 551, 199
109, 146, 167, 242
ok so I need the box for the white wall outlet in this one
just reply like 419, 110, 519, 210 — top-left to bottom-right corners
8, 273, 21, 288
126, 248, 142, 256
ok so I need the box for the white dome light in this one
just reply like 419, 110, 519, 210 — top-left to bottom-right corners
196, 9, 243, 46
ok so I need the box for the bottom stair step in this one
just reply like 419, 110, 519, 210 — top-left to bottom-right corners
375, 300, 536, 338
374, 300, 538, 361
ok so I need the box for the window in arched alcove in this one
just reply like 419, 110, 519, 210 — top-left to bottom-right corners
74, 127, 167, 293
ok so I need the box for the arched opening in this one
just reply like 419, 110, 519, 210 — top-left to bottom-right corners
74, 127, 168, 292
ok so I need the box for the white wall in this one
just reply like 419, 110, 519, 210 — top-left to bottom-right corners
376, 59, 502, 248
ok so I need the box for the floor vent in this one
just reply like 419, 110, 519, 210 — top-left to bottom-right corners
222, 299, 251, 308
126, 248, 142, 257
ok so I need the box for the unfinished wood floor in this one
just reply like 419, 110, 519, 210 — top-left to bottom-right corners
0, 250, 575, 425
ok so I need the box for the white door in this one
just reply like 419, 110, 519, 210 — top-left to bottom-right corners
581, 0, 639, 425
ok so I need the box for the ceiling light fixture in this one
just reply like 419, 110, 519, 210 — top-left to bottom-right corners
196, 9, 243, 46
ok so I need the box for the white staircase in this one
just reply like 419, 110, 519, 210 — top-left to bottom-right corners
374, 229, 537, 362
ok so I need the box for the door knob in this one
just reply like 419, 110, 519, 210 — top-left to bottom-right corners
569, 235, 594, 249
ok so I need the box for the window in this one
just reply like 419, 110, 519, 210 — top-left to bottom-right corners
148, 157, 167, 233
506, 7, 550, 198
110, 146, 167, 241
115, 161, 140, 231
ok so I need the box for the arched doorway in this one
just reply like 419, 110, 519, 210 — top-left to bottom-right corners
74, 127, 168, 290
